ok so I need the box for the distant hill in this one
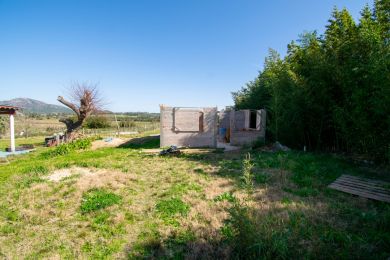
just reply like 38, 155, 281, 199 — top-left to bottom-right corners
0, 98, 72, 114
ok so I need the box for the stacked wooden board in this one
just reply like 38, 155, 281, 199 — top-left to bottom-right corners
329, 174, 390, 203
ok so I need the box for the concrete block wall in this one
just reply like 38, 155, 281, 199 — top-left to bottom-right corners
219, 111, 230, 129
229, 109, 266, 146
230, 110, 246, 131
230, 130, 265, 146
160, 105, 218, 148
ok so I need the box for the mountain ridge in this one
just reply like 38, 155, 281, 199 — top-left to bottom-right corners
0, 98, 72, 114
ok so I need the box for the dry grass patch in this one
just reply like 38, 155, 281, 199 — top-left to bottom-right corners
0, 167, 143, 258
91, 138, 128, 150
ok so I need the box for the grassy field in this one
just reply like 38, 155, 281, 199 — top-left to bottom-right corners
0, 136, 45, 150
0, 113, 159, 140
0, 135, 389, 259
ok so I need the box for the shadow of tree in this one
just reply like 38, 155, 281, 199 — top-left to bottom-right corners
125, 150, 390, 259
126, 230, 230, 259
118, 135, 160, 149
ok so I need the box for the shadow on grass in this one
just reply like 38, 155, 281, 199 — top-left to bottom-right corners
126, 150, 390, 259
127, 230, 230, 259
118, 136, 160, 149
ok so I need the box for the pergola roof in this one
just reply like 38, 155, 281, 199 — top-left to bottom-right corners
0, 105, 19, 115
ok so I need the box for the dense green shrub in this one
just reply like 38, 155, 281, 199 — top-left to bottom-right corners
85, 116, 111, 129
232, 1, 390, 163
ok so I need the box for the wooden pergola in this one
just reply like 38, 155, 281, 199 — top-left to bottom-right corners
0, 105, 19, 152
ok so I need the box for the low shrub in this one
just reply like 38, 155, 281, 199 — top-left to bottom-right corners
42, 138, 92, 157
242, 153, 254, 195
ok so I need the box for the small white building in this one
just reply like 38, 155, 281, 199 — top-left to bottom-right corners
0, 105, 19, 152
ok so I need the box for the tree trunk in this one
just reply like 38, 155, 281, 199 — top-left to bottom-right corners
58, 96, 90, 141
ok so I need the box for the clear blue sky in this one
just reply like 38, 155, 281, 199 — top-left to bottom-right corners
0, 0, 372, 112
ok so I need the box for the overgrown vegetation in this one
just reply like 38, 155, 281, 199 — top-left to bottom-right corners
241, 153, 254, 195
42, 137, 92, 157
1, 135, 389, 258
233, 0, 390, 163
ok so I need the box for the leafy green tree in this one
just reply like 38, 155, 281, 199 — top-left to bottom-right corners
232, 1, 390, 163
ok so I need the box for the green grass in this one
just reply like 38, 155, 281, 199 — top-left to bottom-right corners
214, 192, 237, 203
119, 136, 160, 149
0, 136, 45, 150
0, 135, 389, 259
42, 137, 93, 157
156, 197, 190, 226
80, 188, 122, 213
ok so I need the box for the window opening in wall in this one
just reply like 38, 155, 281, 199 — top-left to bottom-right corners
249, 110, 257, 129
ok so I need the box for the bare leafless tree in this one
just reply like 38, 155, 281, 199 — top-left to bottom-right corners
57, 82, 104, 140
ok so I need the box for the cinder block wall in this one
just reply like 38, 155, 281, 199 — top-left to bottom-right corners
230, 109, 266, 146
219, 111, 230, 129
230, 131, 264, 146
160, 105, 218, 148
230, 110, 246, 131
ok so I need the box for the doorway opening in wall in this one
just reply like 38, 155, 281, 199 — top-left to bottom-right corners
249, 110, 257, 129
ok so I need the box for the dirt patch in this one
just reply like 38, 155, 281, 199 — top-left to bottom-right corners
91, 137, 127, 150
203, 178, 236, 200
44, 167, 97, 182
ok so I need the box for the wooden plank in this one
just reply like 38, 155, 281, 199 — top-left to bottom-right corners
336, 176, 387, 188
329, 183, 390, 202
333, 178, 390, 194
329, 184, 390, 203
329, 183, 390, 199
331, 176, 390, 194
329, 175, 390, 203
340, 174, 390, 186
339, 174, 389, 185
337, 175, 390, 188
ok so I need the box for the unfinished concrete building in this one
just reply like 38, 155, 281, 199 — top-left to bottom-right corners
160, 105, 218, 148
219, 109, 266, 146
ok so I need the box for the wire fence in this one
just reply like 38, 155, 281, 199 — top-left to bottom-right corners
0, 110, 160, 141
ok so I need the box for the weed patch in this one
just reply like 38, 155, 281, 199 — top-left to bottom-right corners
214, 192, 237, 203
156, 197, 190, 226
42, 138, 92, 158
80, 188, 121, 214
241, 153, 254, 195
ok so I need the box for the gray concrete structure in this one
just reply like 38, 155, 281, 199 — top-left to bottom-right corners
223, 109, 266, 146
160, 105, 218, 148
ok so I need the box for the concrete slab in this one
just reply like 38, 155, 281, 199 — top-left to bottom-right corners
217, 142, 240, 152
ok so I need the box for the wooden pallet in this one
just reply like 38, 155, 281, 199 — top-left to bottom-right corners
329, 174, 390, 203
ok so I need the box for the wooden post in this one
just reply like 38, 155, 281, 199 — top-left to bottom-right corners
10, 113, 15, 152
55, 134, 60, 146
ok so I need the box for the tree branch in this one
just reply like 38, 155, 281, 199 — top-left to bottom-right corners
57, 96, 80, 117
59, 118, 74, 129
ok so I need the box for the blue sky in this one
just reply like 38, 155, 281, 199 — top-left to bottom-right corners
0, 0, 372, 112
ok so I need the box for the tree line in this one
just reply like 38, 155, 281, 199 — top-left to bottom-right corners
232, 0, 389, 163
